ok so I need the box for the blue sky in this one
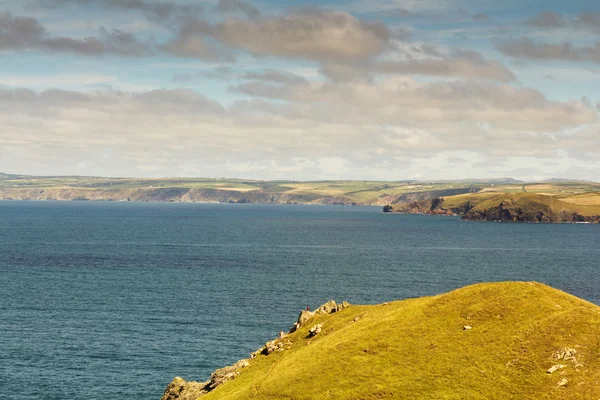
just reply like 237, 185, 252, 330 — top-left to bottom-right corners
1, 0, 600, 180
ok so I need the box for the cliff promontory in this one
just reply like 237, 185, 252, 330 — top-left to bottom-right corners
385, 192, 600, 223
162, 282, 600, 399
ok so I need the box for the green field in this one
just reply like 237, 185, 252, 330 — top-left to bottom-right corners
164, 282, 600, 399
2, 172, 598, 206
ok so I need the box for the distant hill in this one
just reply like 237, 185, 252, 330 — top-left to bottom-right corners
542, 178, 592, 183
0, 173, 599, 207
462, 177, 524, 184
163, 282, 600, 399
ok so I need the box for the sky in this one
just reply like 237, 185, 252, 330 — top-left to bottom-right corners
1, 0, 600, 181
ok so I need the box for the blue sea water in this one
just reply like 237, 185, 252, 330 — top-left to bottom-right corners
0, 201, 599, 399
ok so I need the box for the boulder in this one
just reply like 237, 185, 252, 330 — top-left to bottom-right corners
161, 377, 208, 400
298, 310, 315, 325
554, 348, 577, 361
308, 324, 323, 338
316, 300, 337, 314
557, 378, 568, 388
547, 364, 566, 374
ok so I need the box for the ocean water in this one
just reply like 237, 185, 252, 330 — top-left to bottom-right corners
0, 201, 599, 399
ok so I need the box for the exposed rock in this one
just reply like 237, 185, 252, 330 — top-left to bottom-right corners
298, 310, 315, 325
554, 348, 577, 361
308, 324, 323, 338
263, 341, 278, 355
553, 347, 583, 368
289, 322, 301, 333
290, 300, 350, 333
161, 359, 250, 399
161, 377, 208, 400
557, 378, 568, 388
547, 364, 566, 374
337, 301, 351, 312
165, 300, 350, 399
316, 300, 337, 314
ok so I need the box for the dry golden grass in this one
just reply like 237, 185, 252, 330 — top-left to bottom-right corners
195, 282, 600, 400
560, 193, 600, 206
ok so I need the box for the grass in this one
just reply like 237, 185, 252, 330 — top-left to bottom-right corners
465, 192, 600, 218
176, 282, 600, 399
2, 173, 599, 206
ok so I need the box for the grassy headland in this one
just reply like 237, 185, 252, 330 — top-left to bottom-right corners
163, 282, 600, 399
2, 173, 599, 211
384, 183, 600, 223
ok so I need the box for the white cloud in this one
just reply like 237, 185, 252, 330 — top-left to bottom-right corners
0, 82, 598, 179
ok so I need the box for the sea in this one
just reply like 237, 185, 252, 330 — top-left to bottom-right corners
1, 201, 599, 399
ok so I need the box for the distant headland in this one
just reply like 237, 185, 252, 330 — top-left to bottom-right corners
2, 173, 599, 218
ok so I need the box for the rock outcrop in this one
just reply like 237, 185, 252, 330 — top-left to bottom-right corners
463, 197, 600, 223
383, 197, 466, 216
161, 359, 251, 400
162, 300, 350, 400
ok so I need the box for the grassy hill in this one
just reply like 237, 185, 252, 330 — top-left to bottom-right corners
386, 189, 600, 223
163, 282, 600, 399
462, 193, 600, 222
1, 172, 599, 207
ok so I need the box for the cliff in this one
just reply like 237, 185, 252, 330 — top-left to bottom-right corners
162, 282, 600, 399
0, 187, 352, 205
462, 193, 600, 223
385, 193, 600, 223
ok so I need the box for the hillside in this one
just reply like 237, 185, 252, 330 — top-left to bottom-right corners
1, 173, 599, 208
0, 173, 490, 205
385, 190, 600, 223
162, 282, 600, 399
463, 193, 600, 223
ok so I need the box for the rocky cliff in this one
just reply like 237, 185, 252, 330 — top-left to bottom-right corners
462, 194, 600, 223
0, 188, 354, 205
383, 197, 474, 216
162, 300, 350, 400
385, 193, 600, 223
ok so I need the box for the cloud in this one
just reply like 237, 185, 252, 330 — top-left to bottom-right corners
497, 38, 600, 63
241, 70, 309, 85
172, 66, 236, 82
499, 12, 600, 64
320, 45, 516, 82
216, 0, 261, 20
526, 11, 600, 34
0, 12, 152, 56
163, 19, 233, 61
166, 10, 391, 63
38, 0, 203, 23
375, 47, 515, 82
231, 77, 597, 132
527, 11, 565, 29
1, 82, 597, 179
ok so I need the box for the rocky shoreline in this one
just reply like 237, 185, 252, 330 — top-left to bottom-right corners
384, 196, 600, 223
161, 300, 350, 400
0, 188, 362, 206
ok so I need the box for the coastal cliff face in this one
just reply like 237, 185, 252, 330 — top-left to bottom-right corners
462, 195, 600, 223
385, 193, 600, 223
0, 185, 479, 207
162, 282, 600, 399
383, 197, 473, 216
162, 300, 350, 400
0, 188, 354, 205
